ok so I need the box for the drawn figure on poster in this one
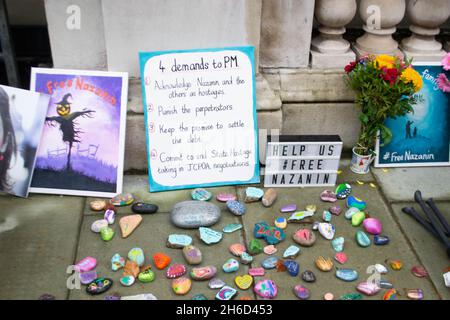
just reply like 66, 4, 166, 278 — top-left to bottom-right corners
405, 120, 414, 139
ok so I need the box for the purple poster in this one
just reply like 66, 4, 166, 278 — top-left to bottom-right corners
29, 68, 128, 197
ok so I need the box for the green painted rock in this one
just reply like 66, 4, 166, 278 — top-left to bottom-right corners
340, 293, 363, 300
356, 231, 371, 247
138, 269, 155, 283
100, 227, 115, 241
248, 239, 263, 255
351, 211, 366, 227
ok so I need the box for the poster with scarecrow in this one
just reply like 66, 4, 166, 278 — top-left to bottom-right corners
29, 68, 128, 197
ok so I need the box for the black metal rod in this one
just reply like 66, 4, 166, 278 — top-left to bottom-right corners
402, 207, 440, 239
426, 197, 450, 237
0, 0, 20, 87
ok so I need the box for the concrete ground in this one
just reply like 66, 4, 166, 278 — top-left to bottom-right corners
0, 159, 449, 300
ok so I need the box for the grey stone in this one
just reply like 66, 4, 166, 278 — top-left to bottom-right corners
171, 201, 221, 229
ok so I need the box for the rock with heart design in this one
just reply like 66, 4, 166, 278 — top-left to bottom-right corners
262, 188, 277, 207
334, 252, 348, 264
363, 217, 382, 235
284, 260, 300, 277
351, 211, 366, 227
111, 193, 135, 206
253, 222, 285, 245
355, 231, 371, 247
216, 286, 238, 300
171, 201, 221, 229
190, 266, 217, 281
283, 245, 300, 259
226, 200, 246, 216
336, 268, 359, 282
335, 183, 352, 199
245, 187, 264, 203
120, 275, 135, 287
91, 219, 109, 233
123, 260, 140, 278
191, 188, 212, 201
152, 253, 171, 269
315, 256, 333, 272
263, 245, 277, 255
75, 257, 97, 273
346, 196, 366, 210
166, 264, 187, 279
138, 268, 155, 283
356, 281, 380, 296
240, 252, 253, 265
167, 234, 193, 248
119, 214, 142, 238
111, 253, 125, 271
293, 285, 310, 300
223, 258, 239, 273
254, 279, 278, 299
128, 247, 145, 267
261, 256, 279, 270
331, 237, 345, 252
318, 223, 335, 240
301, 270, 316, 283
235, 275, 253, 290
344, 207, 360, 220
249, 267, 265, 277
293, 228, 316, 247
172, 277, 191, 295
229, 243, 246, 257
208, 278, 225, 289
182, 245, 202, 265
199, 227, 223, 245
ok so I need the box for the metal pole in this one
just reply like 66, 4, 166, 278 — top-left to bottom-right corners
0, 0, 20, 87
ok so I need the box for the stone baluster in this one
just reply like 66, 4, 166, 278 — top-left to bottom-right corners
354, 0, 406, 57
311, 0, 357, 69
401, 0, 450, 61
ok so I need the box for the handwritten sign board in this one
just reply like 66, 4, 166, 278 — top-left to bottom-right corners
264, 135, 342, 187
139, 47, 259, 192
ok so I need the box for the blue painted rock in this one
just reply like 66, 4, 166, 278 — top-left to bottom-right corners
171, 201, 221, 229
331, 237, 345, 252
222, 258, 239, 273
240, 252, 253, 265
355, 231, 371, 247
262, 188, 277, 207
261, 256, 279, 269
284, 260, 300, 277
192, 294, 208, 300
293, 285, 310, 300
191, 188, 212, 201
288, 211, 314, 222
374, 235, 390, 245
336, 268, 359, 282
128, 247, 145, 267
322, 210, 332, 222
245, 187, 264, 203
379, 279, 394, 289
253, 222, 285, 245
120, 275, 135, 287
86, 278, 113, 295
111, 253, 125, 271
283, 245, 300, 259
199, 227, 223, 245
182, 245, 202, 265
280, 203, 297, 213
318, 223, 335, 240
254, 279, 278, 299
335, 183, 352, 199
223, 223, 242, 233
274, 217, 287, 229
301, 270, 316, 283
208, 278, 226, 289
344, 207, 360, 220
346, 196, 366, 210
216, 286, 238, 300
167, 234, 193, 248
226, 200, 246, 216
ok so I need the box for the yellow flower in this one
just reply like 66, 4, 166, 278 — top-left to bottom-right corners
401, 67, 423, 92
374, 55, 397, 69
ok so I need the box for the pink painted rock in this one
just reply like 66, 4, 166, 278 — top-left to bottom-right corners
356, 281, 380, 296
329, 205, 342, 216
229, 243, 246, 257
248, 267, 265, 277
334, 252, 348, 264
293, 228, 316, 247
363, 218, 382, 235
216, 193, 237, 202
254, 279, 278, 299
190, 266, 217, 280
75, 257, 97, 273
263, 245, 277, 255
166, 264, 187, 279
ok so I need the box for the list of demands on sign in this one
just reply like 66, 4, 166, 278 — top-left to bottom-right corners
141, 48, 258, 190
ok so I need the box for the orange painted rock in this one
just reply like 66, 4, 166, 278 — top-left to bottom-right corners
119, 214, 142, 238
172, 277, 192, 295
315, 256, 333, 272
153, 253, 171, 270
389, 260, 403, 270
123, 260, 140, 278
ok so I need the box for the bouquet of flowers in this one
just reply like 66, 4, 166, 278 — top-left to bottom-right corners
345, 54, 423, 156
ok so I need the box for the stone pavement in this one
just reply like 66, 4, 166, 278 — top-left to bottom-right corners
0, 160, 449, 300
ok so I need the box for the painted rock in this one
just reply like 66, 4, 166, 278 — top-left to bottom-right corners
123, 260, 140, 278
263, 245, 277, 255
104, 294, 121, 301
363, 218, 382, 235
315, 256, 333, 272
152, 253, 171, 269
131, 202, 158, 214
383, 289, 397, 300
172, 277, 192, 295
335, 183, 352, 199
171, 201, 221, 229
406, 289, 424, 300
223, 258, 239, 273
245, 187, 264, 203
166, 264, 187, 279
240, 252, 253, 265
445, 271, 450, 288
182, 245, 202, 265
262, 188, 277, 207
254, 279, 278, 299
119, 214, 142, 238
318, 223, 335, 240
312, 222, 320, 231
301, 270, 316, 283
276, 260, 287, 272
167, 234, 193, 248
356, 281, 380, 296
111, 254, 125, 271
90, 200, 107, 211
351, 211, 366, 227
293, 285, 310, 300
120, 275, 135, 287
121, 293, 157, 300
91, 219, 109, 233
138, 268, 155, 283
293, 228, 316, 247
288, 211, 314, 222
191, 188, 212, 201
199, 227, 223, 245
253, 222, 285, 245
330, 205, 342, 216
100, 227, 115, 241
226, 200, 246, 216
249, 267, 265, 277
379, 279, 394, 289
344, 207, 360, 220
336, 268, 359, 282
411, 266, 428, 278
284, 260, 300, 277
274, 217, 287, 229
80, 270, 97, 285
248, 239, 263, 255
208, 278, 225, 289
280, 203, 297, 213
331, 237, 345, 252
216, 193, 236, 202
374, 264, 388, 274
128, 247, 145, 267
235, 275, 253, 290
389, 260, 403, 270
346, 196, 366, 210
75, 257, 97, 273
216, 286, 237, 300
283, 245, 300, 259
339, 293, 363, 300
86, 278, 113, 295
239, 296, 253, 301
322, 210, 332, 222
355, 230, 371, 247
223, 223, 243, 233
374, 235, 390, 245
192, 294, 208, 300
104, 209, 115, 225
111, 193, 134, 206
320, 190, 337, 203
305, 204, 317, 213
334, 252, 348, 264
324, 293, 334, 300
190, 266, 217, 281
261, 256, 279, 269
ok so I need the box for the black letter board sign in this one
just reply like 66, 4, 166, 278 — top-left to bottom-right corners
264, 135, 342, 187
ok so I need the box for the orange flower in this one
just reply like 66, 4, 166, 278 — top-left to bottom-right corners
401, 68, 423, 92
374, 55, 397, 69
